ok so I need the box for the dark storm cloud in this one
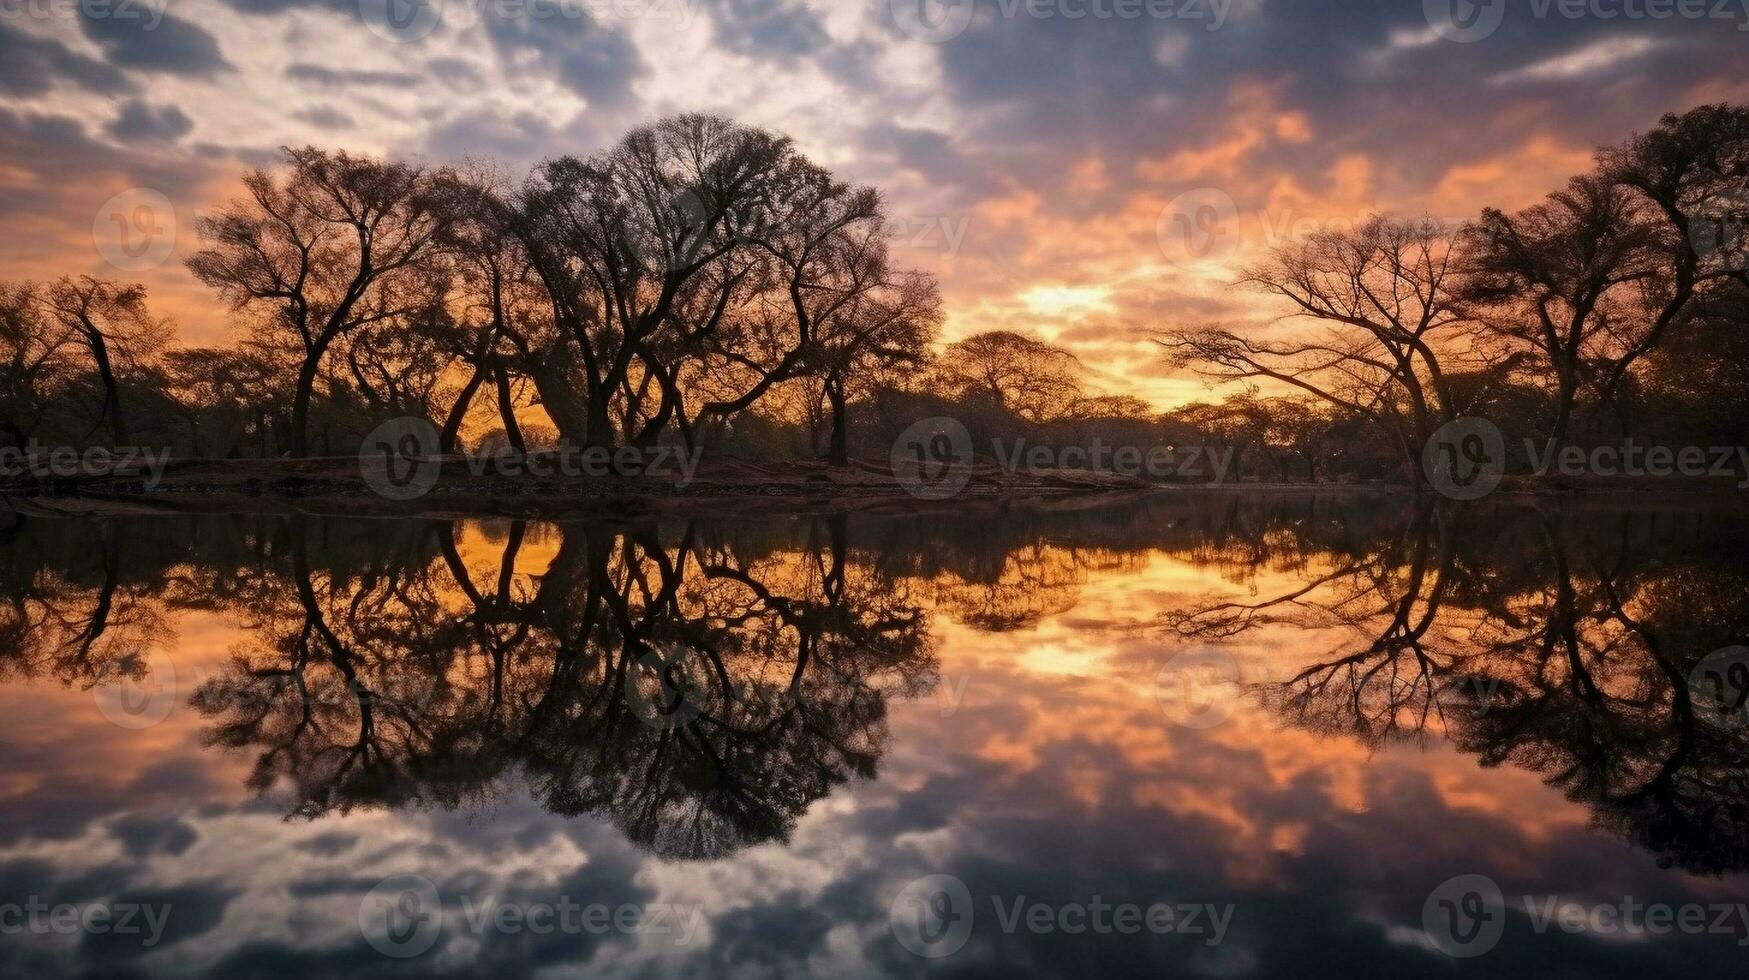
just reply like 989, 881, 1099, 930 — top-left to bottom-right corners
483, 8, 643, 105
77, 0, 232, 76
80, 885, 236, 960
709, 0, 832, 62
107, 812, 199, 859
902, 1, 1748, 217
0, 21, 127, 96
105, 99, 195, 142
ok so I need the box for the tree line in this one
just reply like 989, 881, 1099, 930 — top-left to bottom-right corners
1, 106, 1745, 485
1162, 103, 1749, 485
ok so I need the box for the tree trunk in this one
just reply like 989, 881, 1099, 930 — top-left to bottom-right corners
523, 347, 591, 447
85, 329, 127, 444
441, 363, 487, 452
825, 375, 849, 466
495, 366, 525, 453
289, 350, 323, 457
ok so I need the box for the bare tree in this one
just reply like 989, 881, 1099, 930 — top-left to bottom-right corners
187, 147, 461, 456
1159, 217, 1462, 483
36, 276, 170, 444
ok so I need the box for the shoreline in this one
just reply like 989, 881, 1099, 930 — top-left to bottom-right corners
3, 455, 1747, 518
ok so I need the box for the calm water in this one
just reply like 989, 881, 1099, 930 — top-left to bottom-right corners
1, 495, 1746, 977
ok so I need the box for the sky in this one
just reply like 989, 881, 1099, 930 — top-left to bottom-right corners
2, 0, 1747, 409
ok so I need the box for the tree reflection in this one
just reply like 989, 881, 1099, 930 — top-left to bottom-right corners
1170, 501, 1749, 874
180, 514, 936, 859
6, 496, 1748, 873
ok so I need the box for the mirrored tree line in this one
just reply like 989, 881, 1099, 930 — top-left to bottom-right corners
1168, 501, 1749, 875
5, 498, 1748, 869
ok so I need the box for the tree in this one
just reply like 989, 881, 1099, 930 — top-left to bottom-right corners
0, 282, 65, 446
1594, 104, 1749, 407
814, 269, 940, 464
36, 276, 170, 444
1457, 173, 1675, 448
1159, 217, 1462, 483
187, 147, 461, 456
936, 330, 1083, 424
514, 115, 790, 447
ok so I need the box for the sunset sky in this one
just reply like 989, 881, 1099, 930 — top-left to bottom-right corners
3, 0, 1748, 408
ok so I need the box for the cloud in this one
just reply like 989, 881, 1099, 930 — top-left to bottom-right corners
0, 21, 128, 96
482, 8, 643, 106
105, 99, 195, 142
1490, 36, 1663, 85
291, 105, 354, 129
77, 0, 233, 76
707, 0, 832, 62
284, 63, 421, 86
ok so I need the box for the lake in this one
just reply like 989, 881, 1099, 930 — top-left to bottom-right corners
1, 493, 1745, 977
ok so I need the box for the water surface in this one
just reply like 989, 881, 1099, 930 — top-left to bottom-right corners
1, 495, 1745, 977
